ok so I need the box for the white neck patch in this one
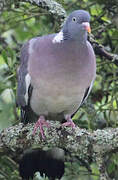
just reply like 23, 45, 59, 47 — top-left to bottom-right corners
52, 31, 64, 43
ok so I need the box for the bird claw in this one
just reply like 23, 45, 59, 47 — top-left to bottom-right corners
62, 115, 76, 129
62, 121, 75, 129
33, 116, 50, 139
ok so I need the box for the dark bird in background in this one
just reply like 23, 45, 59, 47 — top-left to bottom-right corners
17, 10, 96, 180
19, 148, 65, 180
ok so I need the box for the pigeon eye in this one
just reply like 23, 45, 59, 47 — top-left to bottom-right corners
72, 17, 77, 22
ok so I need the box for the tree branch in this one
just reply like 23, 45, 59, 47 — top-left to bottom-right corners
89, 35, 118, 66
24, 0, 66, 24
0, 0, 66, 24
0, 122, 118, 179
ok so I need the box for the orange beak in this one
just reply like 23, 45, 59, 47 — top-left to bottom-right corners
82, 22, 91, 33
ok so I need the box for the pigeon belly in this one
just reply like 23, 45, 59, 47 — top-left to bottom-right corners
28, 38, 96, 120
30, 80, 85, 118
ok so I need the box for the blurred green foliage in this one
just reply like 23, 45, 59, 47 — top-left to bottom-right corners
0, 0, 118, 179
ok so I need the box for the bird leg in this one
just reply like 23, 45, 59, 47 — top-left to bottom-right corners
33, 116, 50, 139
62, 114, 76, 129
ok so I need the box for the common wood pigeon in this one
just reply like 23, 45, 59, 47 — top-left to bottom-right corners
17, 10, 96, 139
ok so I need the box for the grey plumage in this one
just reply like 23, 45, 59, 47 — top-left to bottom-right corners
17, 37, 96, 122
17, 10, 96, 123
17, 9, 96, 123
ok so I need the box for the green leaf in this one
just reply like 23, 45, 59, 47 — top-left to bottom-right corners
1, 50, 8, 65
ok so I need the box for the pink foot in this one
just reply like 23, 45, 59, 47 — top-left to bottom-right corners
62, 115, 76, 129
33, 116, 50, 139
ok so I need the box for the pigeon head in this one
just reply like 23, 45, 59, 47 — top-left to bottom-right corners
63, 10, 91, 41
53, 10, 91, 43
